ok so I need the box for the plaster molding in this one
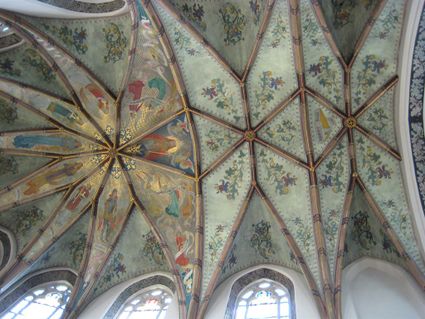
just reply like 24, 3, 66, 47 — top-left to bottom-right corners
0, 0, 129, 18
397, 0, 425, 258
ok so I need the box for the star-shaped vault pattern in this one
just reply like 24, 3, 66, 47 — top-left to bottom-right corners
0, 1, 424, 319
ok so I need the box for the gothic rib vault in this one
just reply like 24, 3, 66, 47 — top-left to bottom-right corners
0, 0, 424, 318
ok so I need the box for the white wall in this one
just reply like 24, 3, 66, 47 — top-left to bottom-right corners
79, 272, 179, 319
204, 264, 321, 319
0, 0, 128, 18
342, 258, 425, 319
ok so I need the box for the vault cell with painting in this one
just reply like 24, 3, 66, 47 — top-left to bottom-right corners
0, 0, 424, 319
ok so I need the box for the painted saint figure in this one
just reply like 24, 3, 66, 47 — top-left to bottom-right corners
98, 189, 118, 243
80, 83, 109, 115
47, 102, 84, 126
66, 184, 92, 211
127, 77, 167, 117
24, 162, 83, 195
13, 135, 82, 151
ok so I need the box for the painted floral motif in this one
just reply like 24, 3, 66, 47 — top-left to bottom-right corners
364, 107, 390, 135
379, 229, 399, 256
42, 24, 88, 54
205, 128, 237, 152
249, 0, 264, 25
302, 9, 321, 47
250, 220, 275, 259
222, 244, 237, 274
319, 142, 346, 193
202, 78, 241, 123
22, 48, 55, 82
259, 150, 297, 195
263, 119, 297, 144
15, 205, 44, 235
269, 14, 287, 48
0, 155, 18, 176
0, 58, 21, 76
141, 231, 165, 266
379, 199, 409, 236
215, 150, 247, 200
371, 5, 400, 39
102, 253, 126, 283
324, 209, 339, 245
253, 71, 285, 120
354, 54, 387, 105
332, 0, 375, 29
291, 217, 313, 253
0, 99, 17, 124
219, 3, 247, 45
356, 136, 393, 186
178, 2, 206, 31
208, 224, 227, 262
102, 23, 128, 63
173, 29, 199, 56
350, 210, 376, 250
308, 56, 341, 104
68, 231, 87, 268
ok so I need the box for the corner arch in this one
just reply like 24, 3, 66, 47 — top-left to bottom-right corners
342, 258, 425, 319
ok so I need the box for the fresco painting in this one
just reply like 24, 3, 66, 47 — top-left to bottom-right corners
0, 155, 105, 208
0, 80, 100, 138
301, 0, 344, 111
193, 114, 242, 171
168, 0, 267, 75
81, 164, 133, 292
0, 155, 53, 190
258, 98, 306, 162
317, 137, 350, 276
89, 208, 168, 303
31, 38, 117, 136
26, 14, 131, 94
0, 96, 53, 132
247, 0, 297, 127
218, 192, 300, 286
0, 1, 424, 317
0, 192, 65, 253
155, 2, 246, 129
0, 42, 70, 98
23, 166, 107, 263
119, 15, 182, 145
351, 0, 404, 110
202, 143, 251, 297
125, 114, 194, 174
128, 160, 196, 304
256, 143, 322, 290
0, 132, 100, 155
308, 96, 342, 160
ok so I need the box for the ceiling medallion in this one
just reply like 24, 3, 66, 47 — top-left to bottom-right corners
244, 130, 256, 142
344, 117, 357, 128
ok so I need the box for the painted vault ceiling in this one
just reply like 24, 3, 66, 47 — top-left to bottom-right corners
0, 1, 424, 319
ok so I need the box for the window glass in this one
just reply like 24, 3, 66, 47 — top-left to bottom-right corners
115, 288, 172, 319
234, 280, 291, 319
0, 282, 72, 319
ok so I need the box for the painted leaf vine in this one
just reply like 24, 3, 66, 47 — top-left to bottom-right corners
253, 71, 285, 120
215, 150, 247, 200
103, 23, 128, 63
250, 220, 275, 259
258, 149, 298, 195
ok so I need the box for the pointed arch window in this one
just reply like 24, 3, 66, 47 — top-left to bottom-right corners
0, 281, 72, 319
234, 280, 291, 319
225, 269, 295, 319
115, 287, 172, 319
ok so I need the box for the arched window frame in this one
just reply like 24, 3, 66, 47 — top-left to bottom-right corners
104, 275, 175, 319
0, 269, 76, 316
0, 226, 16, 274
224, 269, 296, 319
